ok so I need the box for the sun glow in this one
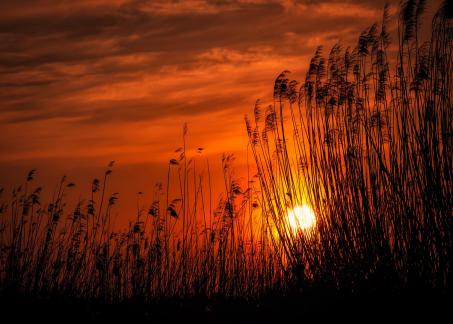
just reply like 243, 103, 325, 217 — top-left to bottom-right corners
287, 204, 316, 231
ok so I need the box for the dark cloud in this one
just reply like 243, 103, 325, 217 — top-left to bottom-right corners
0, 0, 386, 69
0, 0, 395, 163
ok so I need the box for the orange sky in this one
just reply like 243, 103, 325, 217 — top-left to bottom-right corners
0, 0, 440, 226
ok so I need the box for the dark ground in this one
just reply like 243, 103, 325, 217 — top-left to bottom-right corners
1, 287, 451, 322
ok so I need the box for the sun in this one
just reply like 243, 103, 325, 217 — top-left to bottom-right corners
287, 204, 316, 231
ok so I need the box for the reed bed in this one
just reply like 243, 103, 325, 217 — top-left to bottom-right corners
0, 145, 278, 301
0, 0, 451, 306
245, 0, 452, 293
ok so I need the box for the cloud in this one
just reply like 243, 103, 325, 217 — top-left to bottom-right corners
0, 0, 392, 165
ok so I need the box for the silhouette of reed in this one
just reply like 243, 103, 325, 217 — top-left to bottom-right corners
0, 0, 451, 316
0, 134, 274, 302
245, 0, 452, 294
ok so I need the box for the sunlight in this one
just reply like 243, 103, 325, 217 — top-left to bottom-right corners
287, 204, 316, 231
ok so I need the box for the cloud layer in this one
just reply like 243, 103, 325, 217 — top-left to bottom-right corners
1, 0, 392, 165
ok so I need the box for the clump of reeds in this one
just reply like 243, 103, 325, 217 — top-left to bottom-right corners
0, 124, 278, 302
245, 0, 452, 293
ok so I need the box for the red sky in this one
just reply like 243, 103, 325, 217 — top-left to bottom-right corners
0, 0, 440, 226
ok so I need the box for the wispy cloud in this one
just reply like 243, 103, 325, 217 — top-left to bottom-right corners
0, 0, 390, 164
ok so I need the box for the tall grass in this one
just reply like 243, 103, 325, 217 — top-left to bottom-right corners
0, 1, 451, 305
245, 0, 452, 292
0, 132, 276, 301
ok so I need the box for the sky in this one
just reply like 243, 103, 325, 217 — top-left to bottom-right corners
0, 0, 439, 225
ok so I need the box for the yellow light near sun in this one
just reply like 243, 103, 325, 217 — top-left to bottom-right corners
287, 204, 316, 231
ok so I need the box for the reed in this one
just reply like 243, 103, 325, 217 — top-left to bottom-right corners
0, 135, 272, 301
245, 0, 452, 293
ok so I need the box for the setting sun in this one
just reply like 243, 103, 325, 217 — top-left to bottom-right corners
287, 204, 316, 231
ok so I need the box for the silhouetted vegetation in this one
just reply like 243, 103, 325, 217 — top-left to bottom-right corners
245, 0, 452, 295
1, 0, 451, 318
